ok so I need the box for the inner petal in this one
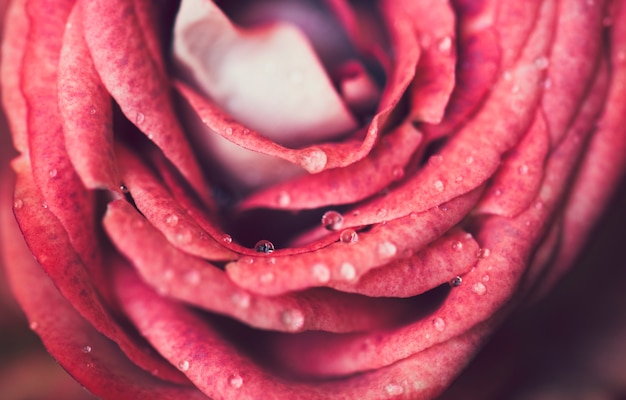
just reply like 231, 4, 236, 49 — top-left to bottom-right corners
173, 0, 358, 147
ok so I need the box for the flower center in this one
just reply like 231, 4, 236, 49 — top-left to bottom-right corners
173, 0, 382, 192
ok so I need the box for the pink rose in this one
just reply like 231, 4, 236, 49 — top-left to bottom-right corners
1, 0, 625, 399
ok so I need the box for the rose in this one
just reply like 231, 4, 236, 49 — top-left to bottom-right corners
1, 0, 625, 399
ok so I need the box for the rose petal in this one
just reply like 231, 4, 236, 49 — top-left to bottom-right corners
79, 0, 209, 201
239, 122, 423, 210
58, 5, 120, 191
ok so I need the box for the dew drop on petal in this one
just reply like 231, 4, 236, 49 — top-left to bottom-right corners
451, 241, 463, 251
255, 240, 275, 254
299, 148, 327, 173
482, 274, 490, 282
49, 169, 58, 178
225, 127, 233, 135
81, 345, 92, 354
384, 383, 405, 397
231, 292, 251, 309
184, 270, 201, 285
429, 154, 443, 166
259, 272, 274, 284
340, 262, 356, 281
494, 188, 503, 197
437, 36, 452, 53
241, 257, 254, 264
472, 282, 487, 295
228, 374, 243, 389
534, 56, 549, 70
89, 106, 96, 114
221, 234, 233, 244
434, 180, 445, 192
176, 230, 192, 244
378, 241, 397, 258
518, 164, 529, 175
534, 201, 544, 210
321, 210, 344, 231
42, 202, 48, 209
178, 360, 190, 371
165, 214, 179, 227
119, 184, 129, 193
376, 208, 388, 218
392, 166, 404, 180
433, 317, 446, 332
465, 156, 474, 164
449, 276, 463, 287
340, 229, 358, 244
13, 199, 23, 209
276, 191, 291, 207
478, 248, 491, 258
455, 176, 463, 183
281, 309, 304, 331
312, 263, 330, 283
135, 112, 145, 125
29, 321, 38, 331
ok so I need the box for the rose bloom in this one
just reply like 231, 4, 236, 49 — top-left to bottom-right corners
1, 0, 626, 399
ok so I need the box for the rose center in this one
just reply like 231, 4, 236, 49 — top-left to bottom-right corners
172, 0, 382, 192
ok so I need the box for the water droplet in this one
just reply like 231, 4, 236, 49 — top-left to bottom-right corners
176, 230, 192, 244
42, 202, 48, 209
340, 262, 356, 281
437, 36, 452, 53
409, 212, 418, 219
378, 241, 397, 258
465, 156, 474, 164
49, 169, 58, 178
534, 201, 544, 210
13, 199, 24, 209
178, 360, 190, 371
184, 270, 201, 285
321, 210, 344, 231
89, 106, 96, 114
472, 282, 487, 295
228, 374, 243, 389
276, 191, 291, 207
241, 257, 254, 264
86, 362, 94, 368
449, 276, 463, 287
494, 188, 503, 196
482, 274, 490, 282
534, 56, 549, 70
455, 176, 463, 183
300, 148, 327, 173
163, 269, 174, 281
281, 309, 304, 331
29, 321, 39, 331
340, 229, 358, 244
119, 184, 129, 193
268, 257, 276, 264
543, 78, 552, 90
518, 164, 529, 174
135, 112, 145, 125
433, 317, 446, 332
434, 180, 445, 192
231, 292, 251, 309
376, 208, 388, 218
81, 345, 92, 353
429, 154, 443, 165
451, 241, 463, 251
312, 263, 330, 283
255, 240, 275, 254
392, 166, 404, 180
478, 248, 491, 258
384, 383, 405, 396
225, 127, 233, 135
221, 234, 233, 244
165, 214, 179, 226
259, 272, 274, 284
